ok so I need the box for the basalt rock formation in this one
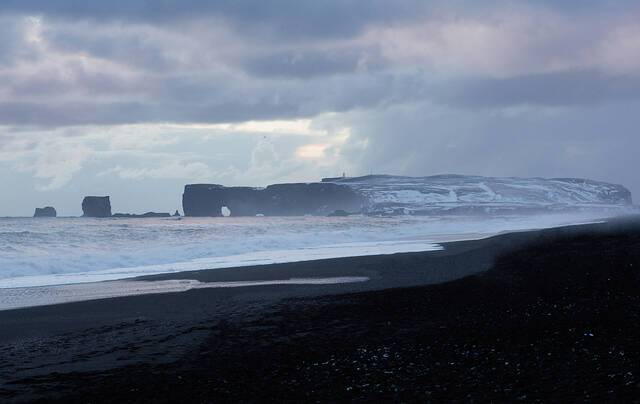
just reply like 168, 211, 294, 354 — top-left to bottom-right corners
112, 212, 171, 218
33, 206, 57, 218
82, 196, 112, 218
183, 183, 365, 217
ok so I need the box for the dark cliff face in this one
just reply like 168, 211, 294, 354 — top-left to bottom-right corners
182, 184, 228, 217
82, 196, 112, 218
33, 206, 56, 218
182, 183, 365, 217
262, 183, 364, 216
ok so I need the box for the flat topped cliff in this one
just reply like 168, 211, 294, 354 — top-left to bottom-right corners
182, 175, 633, 217
182, 183, 364, 217
322, 174, 633, 215
82, 196, 112, 218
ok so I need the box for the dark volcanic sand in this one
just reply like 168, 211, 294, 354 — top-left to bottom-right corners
2, 217, 640, 402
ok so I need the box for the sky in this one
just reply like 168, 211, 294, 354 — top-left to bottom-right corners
0, 0, 638, 216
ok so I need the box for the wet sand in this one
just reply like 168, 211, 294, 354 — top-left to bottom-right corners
1, 216, 640, 402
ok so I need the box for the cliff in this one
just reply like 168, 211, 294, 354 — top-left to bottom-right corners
182, 183, 365, 217
322, 174, 634, 215
82, 196, 112, 218
183, 175, 634, 217
33, 206, 57, 218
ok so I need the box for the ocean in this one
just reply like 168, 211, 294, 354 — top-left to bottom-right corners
0, 212, 611, 289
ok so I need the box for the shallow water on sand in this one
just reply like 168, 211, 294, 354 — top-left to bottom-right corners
0, 277, 372, 311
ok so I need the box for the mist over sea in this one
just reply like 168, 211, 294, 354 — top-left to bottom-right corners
0, 212, 617, 288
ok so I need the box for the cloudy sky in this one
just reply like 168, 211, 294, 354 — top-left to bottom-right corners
0, 0, 638, 216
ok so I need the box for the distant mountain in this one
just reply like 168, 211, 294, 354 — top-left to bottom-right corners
322, 175, 633, 215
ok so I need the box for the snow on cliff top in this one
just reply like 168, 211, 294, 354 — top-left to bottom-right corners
322, 174, 633, 215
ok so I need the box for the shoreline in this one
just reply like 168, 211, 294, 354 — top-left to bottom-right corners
0, 238, 444, 290
0, 217, 633, 316
0, 216, 612, 307
0, 212, 618, 290
1, 216, 640, 401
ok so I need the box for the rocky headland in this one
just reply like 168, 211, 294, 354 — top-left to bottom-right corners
181, 175, 634, 217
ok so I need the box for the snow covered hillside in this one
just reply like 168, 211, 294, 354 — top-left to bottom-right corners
322, 175, 634, 215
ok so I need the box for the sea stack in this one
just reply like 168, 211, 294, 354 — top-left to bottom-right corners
33, 206, 57, 218
82, 196, 112, 218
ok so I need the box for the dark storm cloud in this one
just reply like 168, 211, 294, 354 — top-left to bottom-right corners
0, 0, 430, 39
0, 72, 429, 126
43, 24, 177, 72
243, 47, 384, 79
4, 0, 634, 23
0, 0, 637, 127
1, 67, 137, 98
0, 17, 37, 66
439, 71, 640, 108
5, 63, 640, 126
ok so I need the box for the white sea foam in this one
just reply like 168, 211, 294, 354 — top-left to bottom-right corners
0, 240, 441, 288
0, 212, 614, 289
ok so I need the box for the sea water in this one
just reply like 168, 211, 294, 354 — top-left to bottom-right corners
0, 212, 611, 288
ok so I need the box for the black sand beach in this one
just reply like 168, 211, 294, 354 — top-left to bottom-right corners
2, 217, 640, 402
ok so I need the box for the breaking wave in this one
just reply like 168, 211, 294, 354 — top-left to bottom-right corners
0, 212, 614, 287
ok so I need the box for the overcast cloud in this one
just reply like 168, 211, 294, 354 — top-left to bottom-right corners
0, 0, 638, 215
